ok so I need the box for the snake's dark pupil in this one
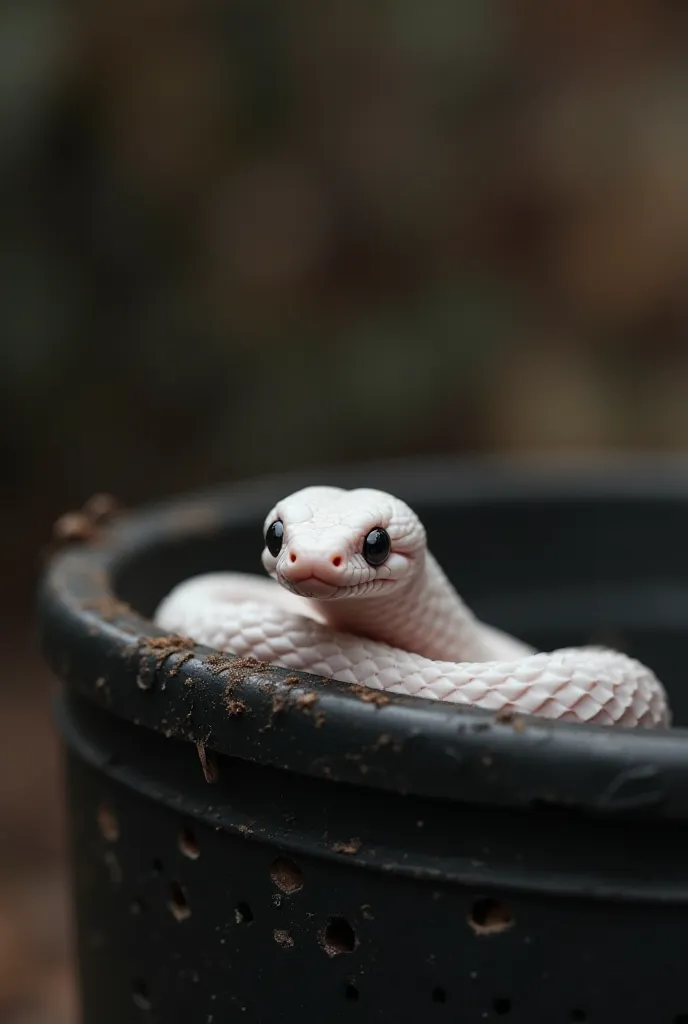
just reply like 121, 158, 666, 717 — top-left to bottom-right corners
363, 527, 390, 566
265, 520, 284, 557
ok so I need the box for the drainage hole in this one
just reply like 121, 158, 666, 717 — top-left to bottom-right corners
431, 987, 447, 1004
235, 902, 254, 924
97, 802, 119, 842
468, 898, 513, 935
320, 916, 356, 956
571, 1012, 588, 1022
132, 979, 151, 1010
178, 828, 200, 860
345, 983, 359, 1001
493, 997, 511, 1015
152, 858, 163, 876
168, 882, 191, 922
270, 856, 304, 894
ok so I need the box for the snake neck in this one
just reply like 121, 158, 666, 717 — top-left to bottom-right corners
312, 552, 491, 661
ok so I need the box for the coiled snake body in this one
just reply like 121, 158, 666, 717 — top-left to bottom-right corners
155, 486, 670, 728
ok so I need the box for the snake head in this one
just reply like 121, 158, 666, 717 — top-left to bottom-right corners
261, 485, 426, 601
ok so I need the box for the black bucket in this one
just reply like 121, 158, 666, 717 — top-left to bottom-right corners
38, 458, 688, 1024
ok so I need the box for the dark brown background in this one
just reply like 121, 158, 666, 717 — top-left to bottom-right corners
2, 2, 688, 1019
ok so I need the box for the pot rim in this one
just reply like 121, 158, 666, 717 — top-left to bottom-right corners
38, 454, 688, 819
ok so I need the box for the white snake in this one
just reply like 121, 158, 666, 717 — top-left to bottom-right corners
155, 486, 671, 728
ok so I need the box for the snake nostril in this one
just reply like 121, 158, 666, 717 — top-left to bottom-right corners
289, 552, 297, 564
331, 556, 342, 568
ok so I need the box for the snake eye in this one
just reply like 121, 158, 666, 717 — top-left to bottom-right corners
265, 519, 284, 557
362, 527, 390, 566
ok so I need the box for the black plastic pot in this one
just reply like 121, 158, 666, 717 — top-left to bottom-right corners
38, 457, 688, 1024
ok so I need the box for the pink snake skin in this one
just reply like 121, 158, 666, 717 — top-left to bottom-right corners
155, 486, 671, 728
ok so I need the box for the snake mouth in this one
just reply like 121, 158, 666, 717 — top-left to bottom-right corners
280, 575, 342, 600
277, 573, 396, 601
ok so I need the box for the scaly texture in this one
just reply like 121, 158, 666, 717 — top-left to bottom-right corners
155, 486, 671, 728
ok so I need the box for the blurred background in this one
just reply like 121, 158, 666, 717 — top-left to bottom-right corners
2, 1, 688, 1019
